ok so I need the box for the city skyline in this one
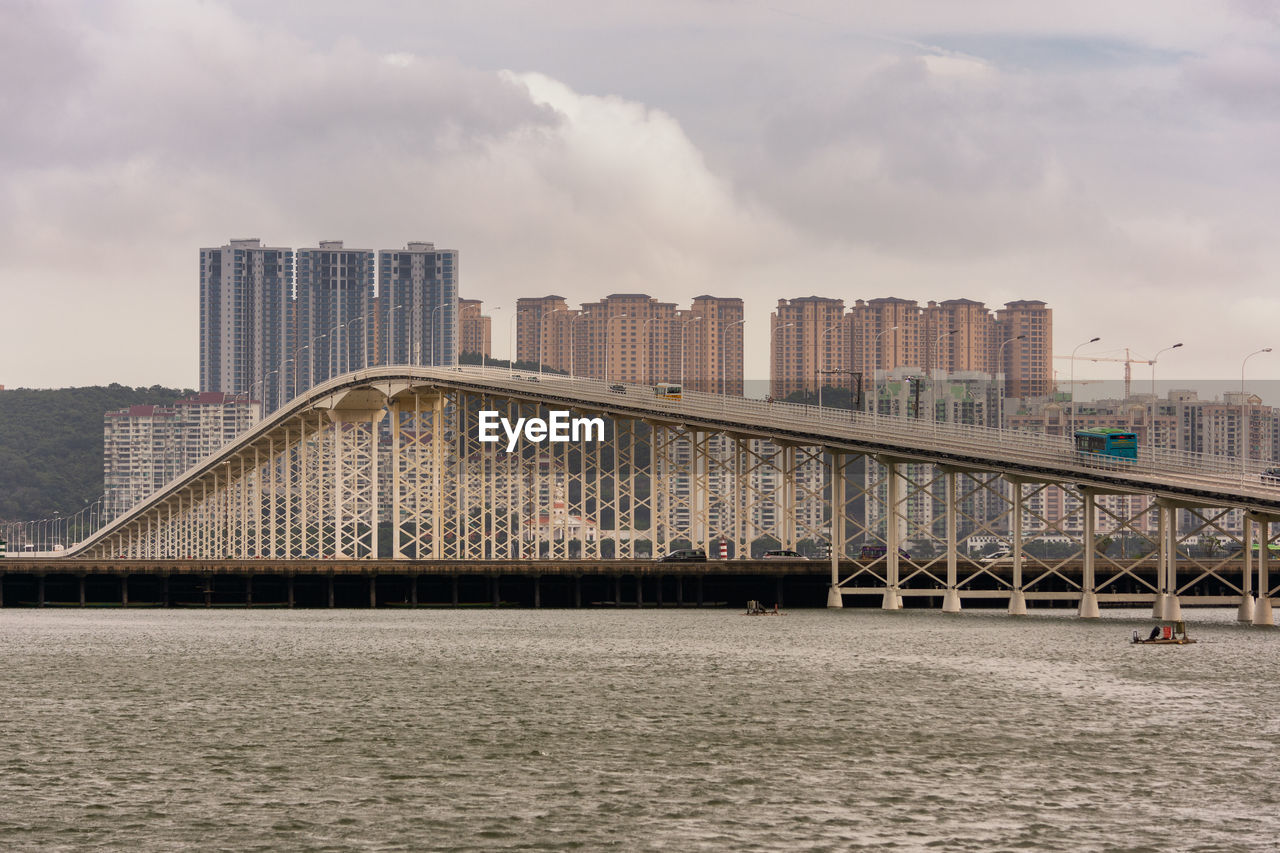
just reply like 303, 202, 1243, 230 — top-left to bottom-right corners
3, 2, 1279, 390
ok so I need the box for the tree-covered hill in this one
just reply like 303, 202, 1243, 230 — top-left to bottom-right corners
0, 384, 192, 521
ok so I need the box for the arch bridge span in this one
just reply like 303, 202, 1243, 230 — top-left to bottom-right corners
66, 366, 1280, 619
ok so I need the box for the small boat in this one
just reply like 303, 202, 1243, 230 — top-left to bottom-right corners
745, 600, 781, 616
1132, 621, 1197, 645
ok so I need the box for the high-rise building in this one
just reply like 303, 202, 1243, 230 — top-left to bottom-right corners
515, 296, 572, 372
199, 238, 293, 414
847, 297, 924, 385
104, 391, 254, 519
770, 297, 846, 399
458, 298, 491, 359
377, 241, 459, 368
994, 300, 1052, 399
294, 241, 376, 394
575, 294, 679, 385
686, 296, 745, 394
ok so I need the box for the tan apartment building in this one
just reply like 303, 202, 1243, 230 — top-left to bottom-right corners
994, 300, 1052, 398
770, 297, 847, 398
458, 298, 492, 358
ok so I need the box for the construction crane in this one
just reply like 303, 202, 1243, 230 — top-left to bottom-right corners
1053, 347, 1155, 400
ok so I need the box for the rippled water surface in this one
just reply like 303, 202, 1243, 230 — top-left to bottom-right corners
1, 607, 1278, 851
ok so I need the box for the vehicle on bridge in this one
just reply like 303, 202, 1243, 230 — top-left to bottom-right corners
1074, 427, 1138, 461
761, 549, 808, 560
658, 548, 707, 562
653, 383, 682, 400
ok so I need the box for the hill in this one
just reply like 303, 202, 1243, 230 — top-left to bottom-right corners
0, 384, 193, 521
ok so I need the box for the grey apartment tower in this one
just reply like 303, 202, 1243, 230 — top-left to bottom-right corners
199, 239, 294, 415
378, 242, 459, 367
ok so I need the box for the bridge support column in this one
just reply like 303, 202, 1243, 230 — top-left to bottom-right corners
37, 574, 45, 608
1252, 514, 1275, 627
1079, 489, 1100, 619
1239, 518, 1255, 622
882, 459, 902, 610
828, 452, 844, 609
1155, 501, 1181, 621
1008, 480, 1027, 615
204, 575, 212, 608
121, 575, 129, 607
942, 469, 960, 613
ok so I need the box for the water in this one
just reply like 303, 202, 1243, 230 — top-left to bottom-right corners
1, 608, 1277, 851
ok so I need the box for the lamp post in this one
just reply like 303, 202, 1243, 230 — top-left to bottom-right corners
932, 328, 959, 422
996, 334, 1027, 429
818, 322, 843, 409
641, 317, 657, 386
604, 313, 630, 384
680, 315, 704, 389
251, 370, 279, 421
430, 303, 449, 367
873, 325, 900, 416
1241, 347, 1273, 478
344, 315, 367, 373
723, 318, 747, 396
293, 337, 323, 398
508, 308, 521, 376
540, 307, 570, 377
1149, 342, 1183, 450
768, 322, 796, 400
1069, 336, 1101, 436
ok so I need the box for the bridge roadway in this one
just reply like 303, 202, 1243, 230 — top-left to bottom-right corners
73, 365, 1280, 561
0, 557, 1250, 609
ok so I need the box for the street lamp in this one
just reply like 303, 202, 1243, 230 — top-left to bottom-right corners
540, 307, 571, 377
932, 329, 959, 422
641, 317, 658, 386
680, 315, 704, 389
1069, 336, 1101, 436
293, 337, 323, 398
344, 315, 367, 373
251, 369, 279, 421
996, 334, 1027, 429
508, 308, 521, 376
604, 313, 631, 384
430, 303, 450, 367
1241, 347, 1273, 478
768, 322, 796, 399
723, 318, 747, 396
818, 322, 843, 409
873, 325, 900, 416
1149, 342, 1183, 450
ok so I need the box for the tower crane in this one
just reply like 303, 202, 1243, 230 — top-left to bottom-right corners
1053, 348, 1153, 400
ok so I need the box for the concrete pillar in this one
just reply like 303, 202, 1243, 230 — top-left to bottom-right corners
1160, 503, 1182, 622
942, 469, 961, 613
1078, 489, 1100, 619
1008, 480, 1027, 615
1254, 517, 1274, 627
883, 460, 903, 611
1239, 518, 1255, 622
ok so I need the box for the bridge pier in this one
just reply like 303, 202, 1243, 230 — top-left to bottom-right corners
1252, 515, 1274, 627
942, 469, 961, 613
121, 575, 129, 607
204, 574, 212, 607
1078, 490, 1099, 619
827, 585, 843, 608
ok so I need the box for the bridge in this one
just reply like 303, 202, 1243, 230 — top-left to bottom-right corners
5, 366, 1279, 622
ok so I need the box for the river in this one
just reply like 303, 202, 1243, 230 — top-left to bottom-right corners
1, 607, 1276, 851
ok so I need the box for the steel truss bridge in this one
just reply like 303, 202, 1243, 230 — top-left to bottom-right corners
35, 367, 1280, 622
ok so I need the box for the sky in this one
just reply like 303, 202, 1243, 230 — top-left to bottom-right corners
4, 0, 1280, 392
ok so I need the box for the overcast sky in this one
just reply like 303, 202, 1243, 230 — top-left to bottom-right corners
4, 0, 1279, 391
